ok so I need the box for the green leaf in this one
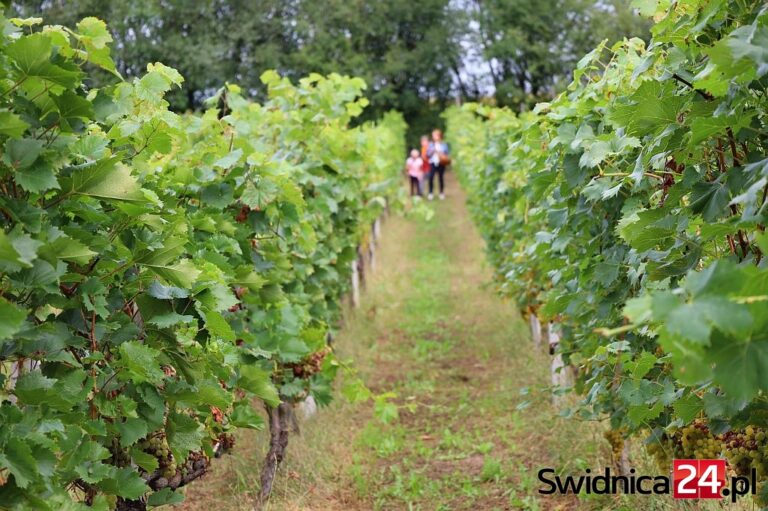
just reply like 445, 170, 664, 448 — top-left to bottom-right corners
135, 237, 188, 266
70, 134, 110, 161
0, 438, 39, 489
579, 140, 612, 168
75, 461, 113, 484
212, 149, 242, 169
608, 81, 686, 137
147, 280, 190, 300
673, 393, 703, 423
232, 268, 266, 292
618, 209, 674, 251
14, 160, 59, 193
131, 449, 159, 473
200, 309, 235, 342
76, 17, 112, 48
13, 371, 56, 404
201, 183, 234, 209
116, 418, 149, 448
0, 111, 30, 138
147, 312, 195, 329
52, 91, 95, 128
665, 303, 717, 344
593, 261, 619, 287
5, 32, 52, 75
631, 0, 670, 17
76, 17, 118, 74
628, 351, 657, 380
147, 260, 201, 289
0, 297, 27, 340
147, 488, 185, 507
65, 157, 145, 202
193, 379, 233, 409
689, 113, 752, 145
5, 33, 80, 87
373, 394, 400, 424
710, 334, 768, 401
729, 25, 768, 70
43, 236, 96, 265
690, 178, 730, 221
238, 365, 280, 407
341, 378, 372, 403
3, 138, 43, 169
166, 412, 204, 462
230, 401, 265, 430
117, 342, 165, 385
99, 467, 149, 499
664, 297, 753, 344
628, 401, 664, 424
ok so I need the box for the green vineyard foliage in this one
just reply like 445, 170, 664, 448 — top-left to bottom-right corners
447, 0, 768, 489
0, 14, 405, 509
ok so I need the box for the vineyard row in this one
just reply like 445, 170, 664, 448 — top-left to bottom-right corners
447, 0, 768, 502
0, 14, 405, 510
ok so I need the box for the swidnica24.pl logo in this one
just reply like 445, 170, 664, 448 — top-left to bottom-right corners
538, 459, 756, 502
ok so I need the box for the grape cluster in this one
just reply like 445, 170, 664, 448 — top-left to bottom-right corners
680, 419, 723, 460
722, 426, 768, 477
138, 433, 177, 479
604, 428, 626, 461
217, 433, 236, 452
109, 437, 130, 467
646, 420, 723, 471
179, 451, 209, 479
646, 433, 678, 472
645, 421, 768, 482
289, 346, 332, 378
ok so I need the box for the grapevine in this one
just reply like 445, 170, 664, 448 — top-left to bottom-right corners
0, 12, 405, 509
447, 0, 768, 504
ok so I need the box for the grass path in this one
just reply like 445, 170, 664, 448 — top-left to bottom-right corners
179, 173, 654, 510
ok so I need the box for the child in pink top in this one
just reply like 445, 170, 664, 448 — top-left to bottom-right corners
405, 149, 424, 197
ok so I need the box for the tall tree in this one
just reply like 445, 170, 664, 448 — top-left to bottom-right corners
9, 0, 647, 130
287, 0, 458, 140
465, 0, 649, 107
9, 0, 295, 109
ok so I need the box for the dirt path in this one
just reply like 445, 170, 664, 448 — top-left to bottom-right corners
179, 172, 612, 511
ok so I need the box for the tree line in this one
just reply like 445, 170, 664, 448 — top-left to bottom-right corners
9, 0, 648, 141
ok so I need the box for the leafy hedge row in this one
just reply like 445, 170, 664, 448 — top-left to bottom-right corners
0, 14, 405, 509
448, 0, 768, 484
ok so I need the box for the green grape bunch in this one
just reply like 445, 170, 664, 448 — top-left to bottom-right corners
680, 419, 723, 460
138, 433, 177, 480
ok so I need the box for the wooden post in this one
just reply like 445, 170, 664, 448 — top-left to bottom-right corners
298, 395, 317, 420
357, 246, 366, 290
373, 217, 382, 241
529, 312, 541, 347
619, 441, 631, 476
548, 322, 567, 406
368, 239, 376, 272
351, 259, 360, 308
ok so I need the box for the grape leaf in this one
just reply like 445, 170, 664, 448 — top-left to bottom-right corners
0, 297, 27, 341
0, 438, 39, 489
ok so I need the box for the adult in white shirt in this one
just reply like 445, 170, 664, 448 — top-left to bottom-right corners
425, 129, 449, 200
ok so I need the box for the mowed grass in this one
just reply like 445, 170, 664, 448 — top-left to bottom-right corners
179, 173, 742, 511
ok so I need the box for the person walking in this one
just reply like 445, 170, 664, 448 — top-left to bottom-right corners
420, 135, 431, 175
426, 129, 450, 200
405, 148, 424, 197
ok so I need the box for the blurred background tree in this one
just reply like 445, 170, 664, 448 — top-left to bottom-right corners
9, 0, 648, 143
463, 0, 650, 108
